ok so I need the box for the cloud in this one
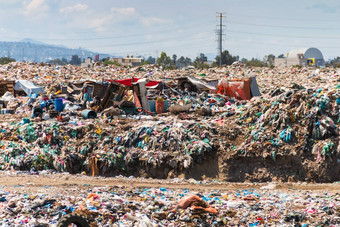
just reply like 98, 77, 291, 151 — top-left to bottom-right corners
0, 0, 21, 5
24, 0, 49, 18
60, 3, 88, 14
89, 15, 112, 30
194, 31, 210, 39
306, 3, 338, 13
111, 7, 135, 16
141, 17, 172, 26
87, 8, 136, 31
56, 7, 138, 33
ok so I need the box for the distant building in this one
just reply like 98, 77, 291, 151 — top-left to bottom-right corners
275, 47, 325, 67
81, 57, 95, 68
111, 55, 143, 66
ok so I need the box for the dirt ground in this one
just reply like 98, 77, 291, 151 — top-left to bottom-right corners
1, 172, 340, 192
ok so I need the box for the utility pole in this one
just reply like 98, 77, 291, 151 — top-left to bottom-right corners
216, 12, 226, 67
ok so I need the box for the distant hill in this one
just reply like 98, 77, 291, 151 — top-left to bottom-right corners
0, 39, 110, 62
20, 38, 48, 46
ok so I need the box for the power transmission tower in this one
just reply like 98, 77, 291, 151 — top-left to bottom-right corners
216, 12, 226, 66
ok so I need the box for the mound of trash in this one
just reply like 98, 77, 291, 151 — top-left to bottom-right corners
0, 62, 340, 182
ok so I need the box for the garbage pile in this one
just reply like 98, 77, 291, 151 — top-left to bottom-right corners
0, 177, 339, 226
0, 116, 218, 177
0, 62, 340, 182
214, 80, 340, 182
227, 85, 339, 156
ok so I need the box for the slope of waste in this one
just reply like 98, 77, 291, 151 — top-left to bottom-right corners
0, 63, 339, 182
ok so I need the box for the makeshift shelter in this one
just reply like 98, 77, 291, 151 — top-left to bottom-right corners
0, 80, 15, 97
69, 80, 108, 98
105, 78, 165, 112
107, 78, 161, 88
175, 76, 217, 93
14, 80, 44, 96
98, 82, 130, 111
100, 78, 164, 113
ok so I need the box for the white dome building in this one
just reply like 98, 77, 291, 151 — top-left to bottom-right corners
275, 47, 325, 67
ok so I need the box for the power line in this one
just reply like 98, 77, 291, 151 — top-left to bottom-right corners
227, 29, 340, 40
227, 20, 338, 30
14, 20, 216, 42
68, 20, 216, 34
110, 42, 215, 56
0, 21, 217, 59
226, 38, 340, 49
84, 32, 214, 49
227, 12, 340, 23
0, 24, 216, 57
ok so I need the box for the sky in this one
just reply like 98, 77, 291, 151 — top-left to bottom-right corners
0, 0, 340, 61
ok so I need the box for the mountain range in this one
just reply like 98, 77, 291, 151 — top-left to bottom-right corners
0, 39, 110, 62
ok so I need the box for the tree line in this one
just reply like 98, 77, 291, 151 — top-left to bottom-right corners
4, 51, 340, 69
0, 53, 283, 68
45, 51, 279, 68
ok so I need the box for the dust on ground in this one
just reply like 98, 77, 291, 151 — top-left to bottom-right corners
1, 172, 340, 192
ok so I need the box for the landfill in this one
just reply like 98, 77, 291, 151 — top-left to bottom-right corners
0, 63, 339, 182
0, 173, 339, 226
0, 62, 340, 225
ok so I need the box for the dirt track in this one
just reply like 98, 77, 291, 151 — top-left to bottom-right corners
1, 172, 340, 192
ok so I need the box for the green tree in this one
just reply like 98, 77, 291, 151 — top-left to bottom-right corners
193, 53, 209, 68
156, 52, 171, 69
195, 53, 207, 63
0, 57, 15, 65
277, 54, 285, 58
177, 56, 185, 67
48, 58, 67, 66
185, 57, 192, 66
61, 57, 68, 64
172, 54, 177, 66
102, 59, 121, 66
176, 56, 192, 67
215, 50, 238, 66
200, 53, 207, 62
328, 57, 340, 68
241, 58, 266, 67
264, 54, 275, 66
69, 55, 81, 65
240, 58, 248, 63
141, 60, 151, 65
146, 56, 156, 64
101, 57, 110, 62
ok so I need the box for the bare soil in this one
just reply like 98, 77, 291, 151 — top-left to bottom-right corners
1, 173, 339, 192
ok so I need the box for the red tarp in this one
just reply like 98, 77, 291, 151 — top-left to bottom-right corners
106, 78, 161, 87
217, 78, 252, 100
227, 79, 251, 100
